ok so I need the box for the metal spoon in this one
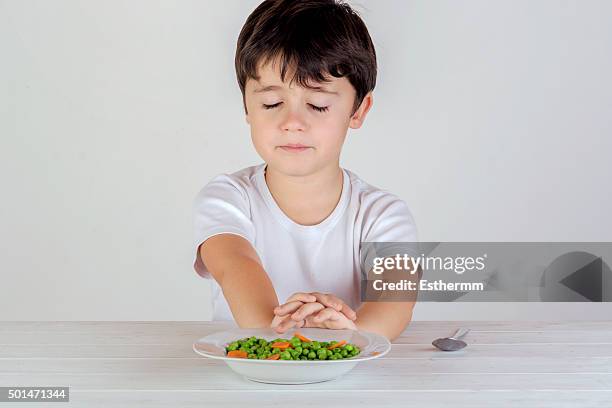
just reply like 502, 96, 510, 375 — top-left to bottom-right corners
432, 328, 470, 351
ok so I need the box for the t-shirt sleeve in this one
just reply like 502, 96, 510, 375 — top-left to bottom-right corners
360, 194, 420, 279
192, 175, 256, 279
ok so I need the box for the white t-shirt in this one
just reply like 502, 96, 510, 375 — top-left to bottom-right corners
192, 163, 418, 321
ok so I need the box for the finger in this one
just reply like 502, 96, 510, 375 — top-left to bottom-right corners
305, 310, 355, 330
274, 318, 291, 333
313, 307, 342, 323
311, 292, 347, 311
270, 314, 284, 328
274, 301, 305, 316
285, 292, 317, 304
311, 293, 357, 320
339, 303, 358, 321
290, 302, 325, 321
325, 318, 357, 330
275, 315, 302, 333
279, 317, 304, 332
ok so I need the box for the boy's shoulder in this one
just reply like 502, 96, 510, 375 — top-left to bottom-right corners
345, 168, 409, 207
211, 163, 262, 185
345, 168, 418, 242
196, 164, 264, 197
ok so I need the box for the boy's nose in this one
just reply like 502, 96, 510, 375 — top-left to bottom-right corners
280, 109, 307, 132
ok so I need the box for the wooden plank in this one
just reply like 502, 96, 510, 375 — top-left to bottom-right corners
62, 390, 612, 408
6, 390, 612, 408
394, 331, 612, 344
2, 342, 612, 359
2, 356, 612, 374
0, 344, 193, 359
1, 371, 611, 391
1, 331, 610, 345
1, 322, 611, 345
2, 321, 611, 336
387, 343, 612, 359
2, 358, 612, 391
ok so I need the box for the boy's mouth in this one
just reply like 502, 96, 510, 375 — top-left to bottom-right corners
278, 143, 312, 152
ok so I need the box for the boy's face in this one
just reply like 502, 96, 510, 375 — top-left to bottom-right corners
244, 59, 372, 177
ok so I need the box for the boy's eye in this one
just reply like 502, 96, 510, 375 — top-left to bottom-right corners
262, 102, 329, 113
263, 102, 282, 110
310, 104, 329, 112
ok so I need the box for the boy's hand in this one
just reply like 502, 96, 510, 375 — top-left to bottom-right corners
270, 292, 357, 333
275, 292, 357, 320
303, 307, 358, 331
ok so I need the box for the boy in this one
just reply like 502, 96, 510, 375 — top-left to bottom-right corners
193, 0, 418, 341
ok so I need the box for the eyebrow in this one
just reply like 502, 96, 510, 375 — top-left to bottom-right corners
253, 84, 339, 95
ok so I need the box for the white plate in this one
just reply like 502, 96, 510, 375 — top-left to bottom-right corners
193, 327, 391, 384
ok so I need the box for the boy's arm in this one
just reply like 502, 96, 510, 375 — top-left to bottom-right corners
353, 262, 420, 341
354, 301, 415, 342
199, 234, 279, 327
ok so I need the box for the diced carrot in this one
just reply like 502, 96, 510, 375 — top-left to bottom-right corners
266, 354, 280, 360
227, 350, 248, 358
293, 332, 311, 342
327, 340, 347, 350
270, 342, 291, 349
371, 351, 380, 356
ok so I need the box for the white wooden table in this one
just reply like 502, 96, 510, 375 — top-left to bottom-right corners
1, 321, 611, 407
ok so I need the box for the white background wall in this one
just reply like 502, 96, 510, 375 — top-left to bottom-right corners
1, 0, 611, 321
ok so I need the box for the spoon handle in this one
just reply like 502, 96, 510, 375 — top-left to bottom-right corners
452, 328, 470, 339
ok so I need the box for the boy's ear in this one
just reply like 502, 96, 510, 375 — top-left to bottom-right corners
349, 92, 373, 129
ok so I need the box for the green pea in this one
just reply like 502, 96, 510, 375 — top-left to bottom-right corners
226, 336, 360, 360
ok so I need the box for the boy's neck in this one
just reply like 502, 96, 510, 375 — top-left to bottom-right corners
264, 163, 344, 226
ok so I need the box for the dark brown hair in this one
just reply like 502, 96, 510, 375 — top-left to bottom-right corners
235, 0, 377, 115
